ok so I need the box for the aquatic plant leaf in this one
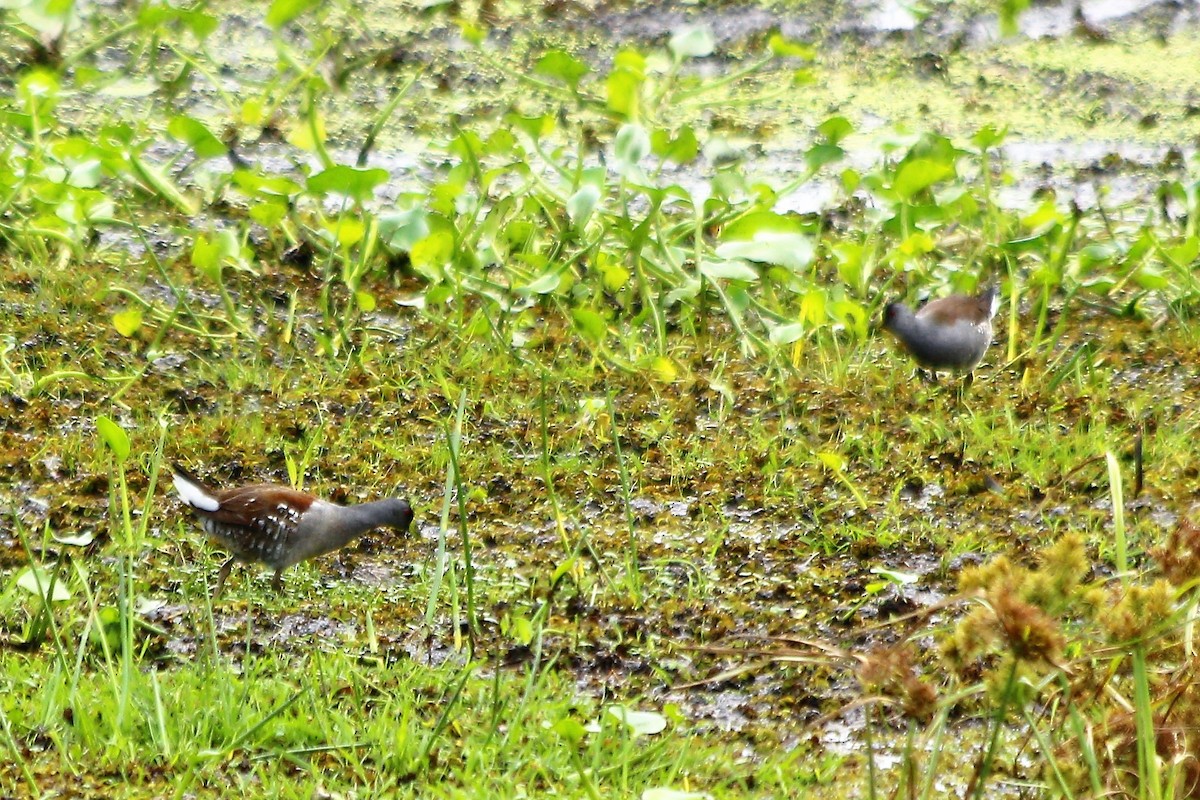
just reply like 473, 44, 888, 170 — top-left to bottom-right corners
805, 143, 843, 171
535, 50, 589, 88
715, 232, 813, 272
572, 308, 606, 343
650, 357, 677, 382
16, 567, 71, 602
769, 34, 815, 59
355, 291, 376, 312
111, 308, 142, 337
567, 184, 600, 227
266, 0, 320, 29
651, 126, 698, 164
669, 25, 714, 61
519, 272, 561, 295
233, 170, 302, 198
505, 112, 554, 142
607, 706, 667, 736
699, 259, 758, 282
971, 124, 1008, 150
554, 718, 587, 744
380, 208, 430, 252
138, 6, 218, 39
167, 116, 226, 160
306, 166, 388, 203
613, 124, 650, 177
818, 115, 853, 144
96, 415, 129, 462
53, 531, 94, 547
893, 158, 954, 201
768, 322, 805, 345
606, 49, 645, 118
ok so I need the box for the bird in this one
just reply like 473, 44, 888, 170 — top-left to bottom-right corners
171, 464, 414, 597
881, 284, 1000, 386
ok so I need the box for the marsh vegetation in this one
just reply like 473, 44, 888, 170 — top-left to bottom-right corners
3, 0, 1200, 797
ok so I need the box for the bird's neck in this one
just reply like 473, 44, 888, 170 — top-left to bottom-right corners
289, 500, 398, 566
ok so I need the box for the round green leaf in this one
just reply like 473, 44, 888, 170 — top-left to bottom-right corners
167, 116, 226, 159
535, 50, 589, 87
567, 184, 601, 227
607, 706, 667, 736
306, 166, 389, 203
715, 232, 813, 272
266, 0, 320, 29
17, 567, 72, 602
699, 259, 759, 282
893, 158, 955, 201
112, 308, 142, 337
613, 124, 650, 176
572, 309, 607, 343
668, 25, 714, 60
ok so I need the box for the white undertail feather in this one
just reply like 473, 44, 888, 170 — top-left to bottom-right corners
173, 471, 220, 512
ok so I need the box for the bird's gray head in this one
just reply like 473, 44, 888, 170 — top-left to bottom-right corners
881, 301, 909, 332
382, 499, 415, 532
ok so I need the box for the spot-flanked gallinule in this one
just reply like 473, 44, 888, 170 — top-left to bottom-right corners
882, 284, 1000, 385
172, 464, 413, 597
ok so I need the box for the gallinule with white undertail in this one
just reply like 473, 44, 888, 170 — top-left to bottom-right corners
172, 465, 413, 597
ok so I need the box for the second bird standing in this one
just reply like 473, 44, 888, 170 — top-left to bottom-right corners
881, 284, 1000, 385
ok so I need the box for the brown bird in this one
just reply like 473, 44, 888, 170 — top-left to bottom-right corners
172, 464, 413, 597
881, 284, 1000, 386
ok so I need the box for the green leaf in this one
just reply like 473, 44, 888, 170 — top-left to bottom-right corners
870, 567, 918, 585
554, 718, 587, 744
804, 143, 843, 171
379, 208, 430, 252
768, 322, 805, 345
53, 531, 95, 547
613, 124, 650, 176
817, 451, 845, 472
716, 227, 814, 272
265, 0, 320, 29
668, 25, 714, 61
768, 34, 816, 59
818, 116, 853, 144
699, 259, 759, 282
567, 184, 601, 228
605, 52, 644, 118
607, 706, 667, 736
96, 415, 130, 462
519, 272, 561, 295
306, 166, 389, 203
355, 290, 377, 311
248, 200, 288, 227
233, 170, 302, 198
893, 158, 955, 201
167, 116, 226, 159
651, 126, 699, 164
572, 308, 607, 343
535, 50, 589, 88
971, 123, 1008, 151
505, 112, 554, 142
16, 567, 71, 602
111, 309, 142, 337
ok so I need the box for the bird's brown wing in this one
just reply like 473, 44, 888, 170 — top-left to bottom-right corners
916, 294, 990, 325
